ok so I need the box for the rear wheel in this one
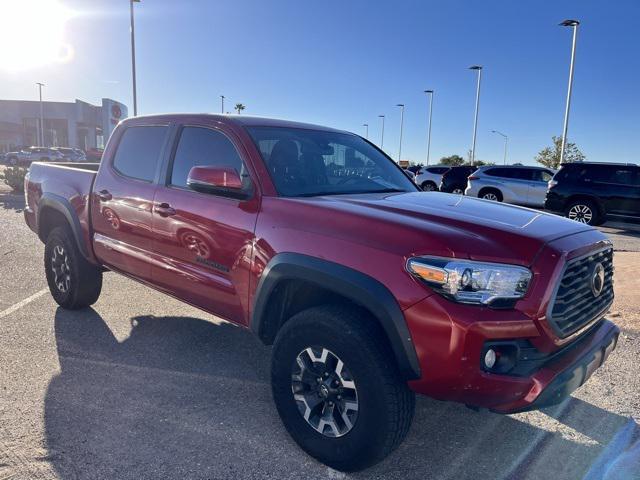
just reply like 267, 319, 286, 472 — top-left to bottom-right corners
565, 199, 603, 226
451, 186, 464, 195
44, 227, 102, 309
271, 305, 415, 471
421, 181, 437, 192
480, 188, 503, 202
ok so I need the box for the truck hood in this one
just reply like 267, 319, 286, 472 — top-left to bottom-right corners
299, 192, 596, 266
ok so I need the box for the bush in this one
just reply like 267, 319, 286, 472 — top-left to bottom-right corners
0, 166, 28, 193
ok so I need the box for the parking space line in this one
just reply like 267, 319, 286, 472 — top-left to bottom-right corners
0, 288, 49, 319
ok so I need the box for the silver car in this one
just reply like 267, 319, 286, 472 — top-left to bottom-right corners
5, 147, 64, 166
465, 165, 555, 207
414, 165, 450, 191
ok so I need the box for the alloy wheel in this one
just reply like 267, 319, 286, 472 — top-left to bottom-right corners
422, 183, 435, 192
452, 188, 464, 195
482, 192, 499, 201
568, 204, 593, 224
51, 245, 71, 293
291, 346, 359, 438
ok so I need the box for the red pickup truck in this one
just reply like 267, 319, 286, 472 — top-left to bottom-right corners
24, 114, 619, 471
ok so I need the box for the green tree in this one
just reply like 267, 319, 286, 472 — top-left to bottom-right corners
235, 103, 246, 115
535, 136, 585, 169
439, 154, 464, 166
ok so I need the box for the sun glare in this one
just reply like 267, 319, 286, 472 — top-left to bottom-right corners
0, 0, 75, 72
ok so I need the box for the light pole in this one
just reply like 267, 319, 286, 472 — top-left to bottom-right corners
220, 95, 225, 114
378, 114, 385, 147
362, 123, 369, 139
36, 82, 45, 146
424, 90, 434, 165
491, 130, 508, 165
559, 19, 580, 165
130, 0, 141, 116
469, 65, 483, 166
396, 104, 405, 162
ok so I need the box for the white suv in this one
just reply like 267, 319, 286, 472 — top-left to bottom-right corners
414, 165, 450, 191
465, 165, 555, 207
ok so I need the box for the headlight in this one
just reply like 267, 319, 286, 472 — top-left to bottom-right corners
407, 257, 532, 307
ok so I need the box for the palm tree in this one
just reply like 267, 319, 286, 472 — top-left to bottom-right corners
235, 103, 245, 115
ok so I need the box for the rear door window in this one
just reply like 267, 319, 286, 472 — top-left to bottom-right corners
112, 126, 168, 182
532, 170, 554, 182
588, 166, 636, 185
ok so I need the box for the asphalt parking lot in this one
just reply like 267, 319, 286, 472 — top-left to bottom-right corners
1, 182, 639, 480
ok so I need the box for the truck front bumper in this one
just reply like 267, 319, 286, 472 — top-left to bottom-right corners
404, 294, 619, 414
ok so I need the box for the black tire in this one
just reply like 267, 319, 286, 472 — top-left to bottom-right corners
565, 199, 603, 226
421, 181, 437, 192
451, 185, 465, 195
479, 188, 503, 202
44, 226, 102, 309
271, 304, 415, 471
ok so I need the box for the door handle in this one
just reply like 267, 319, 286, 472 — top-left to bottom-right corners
97, 189, 112, 201
155, 202, 176, 217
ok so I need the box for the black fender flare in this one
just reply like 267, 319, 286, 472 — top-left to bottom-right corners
37, 193, 90, 260
251, 252, 421, 380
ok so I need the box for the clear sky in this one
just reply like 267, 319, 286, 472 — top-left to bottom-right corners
1, 0, 639, 165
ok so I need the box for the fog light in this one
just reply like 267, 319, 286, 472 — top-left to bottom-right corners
484, 349, 497, 369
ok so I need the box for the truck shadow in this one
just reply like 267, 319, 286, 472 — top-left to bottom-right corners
44, 308, 638, 480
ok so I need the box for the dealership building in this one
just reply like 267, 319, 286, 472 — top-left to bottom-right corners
0, 98, 128, 154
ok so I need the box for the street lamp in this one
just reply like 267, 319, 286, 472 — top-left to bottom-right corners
36, 82, 45, 146
469, 65, 483, 166
130, 0, 141, 116
378, 115, 385, 147
362, 123, 369, 139
424, 90, 434, 165
559, 19, 580, 165
220, 95, 225, 114
396, 104, 405, 162
491, 130, 508, 165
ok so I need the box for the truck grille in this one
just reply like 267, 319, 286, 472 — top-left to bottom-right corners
548, 248, 614, 338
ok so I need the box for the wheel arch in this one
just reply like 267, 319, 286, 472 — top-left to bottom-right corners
251, 253, 421, 380
478, 186, 503, 200
37, 193, 91, 260
566, 194, 605, 215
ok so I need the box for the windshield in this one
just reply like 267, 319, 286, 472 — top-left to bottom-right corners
246, 126, 418, 197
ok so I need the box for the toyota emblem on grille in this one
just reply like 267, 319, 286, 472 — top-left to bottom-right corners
591, 262, 605, 297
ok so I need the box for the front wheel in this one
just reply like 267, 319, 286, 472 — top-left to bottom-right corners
44, 226, 103, 309
271, 305, 415, 471
451, 186, 464, 195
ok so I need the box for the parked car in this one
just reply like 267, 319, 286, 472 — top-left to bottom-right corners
439, 165, 477, 193
5, 147, 64, 166
545, 162, 640, 225
24, 114, 618, 471
0, 152, 5, 165
406, 165, 422, 174
415, 165, 450, 191
85, 147, 104, 162
52, 147, 86, 162
465, 165, 555, 207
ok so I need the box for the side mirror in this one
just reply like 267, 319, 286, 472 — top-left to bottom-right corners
186, 165, 247, 197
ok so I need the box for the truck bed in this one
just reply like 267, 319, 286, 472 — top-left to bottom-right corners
25, 162, 99, 261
